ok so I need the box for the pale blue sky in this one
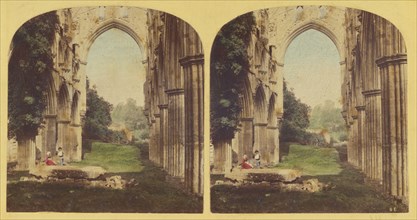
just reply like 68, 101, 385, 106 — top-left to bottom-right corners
284, 29, 341, 108
86, 28, 145, 107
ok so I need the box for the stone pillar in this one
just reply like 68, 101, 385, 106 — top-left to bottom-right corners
182, 54, 204, 194
166, 89, 185, 179
356, 106, 366, 171
44, 115, 57, 156
159, 104, 168, 170
253, 123, 268, 165
240, 118, 254, 158
57, 120, 70, 162
149, 119, 156, 163
16, 137, 36, 170
363, 90, 382, 181
377, 54, 407, 200
153, 114, 161, 167
351, 117, 358, 167
231, 126, 241, 165
212, 140, 232, 173
267, 125, 279, 164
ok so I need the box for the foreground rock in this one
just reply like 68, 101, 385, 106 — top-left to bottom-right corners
29, 165, 106, 180
280, 178, 334, 192
224, 168, 302, 183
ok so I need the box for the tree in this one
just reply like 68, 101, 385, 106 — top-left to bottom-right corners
210, 12, 256, 142
280, 81, 311, 143
82, 80, 113, 141
309, 100, 347, 141
8, 12, 59, 141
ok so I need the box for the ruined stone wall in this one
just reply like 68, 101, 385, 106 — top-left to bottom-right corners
145, 11, 204, 195
343, 9, 408, 203
213, 6, 347, 173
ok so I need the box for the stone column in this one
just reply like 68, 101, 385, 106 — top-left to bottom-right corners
167, 89, 185, 179
149, 119, 156, 163
240, 118, 254, 158
253, 123, 268, 165
356, 106, 366, 171
377, 54, 407, 200
267, 125, 279, 164
182, 54, 204, 194
363, 89, 382, 181
154, 114, 162, 166
351, 116, 358, 167
212, 140, 232, 174
44, 115, 57, 156
231, 126, 241, 165
159, 104, 168, 170
57, 120, 70, 162
16, 137, 36, 170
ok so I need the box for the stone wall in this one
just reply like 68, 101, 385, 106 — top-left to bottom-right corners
343, 9, 408, 203
145, 11, 204, 195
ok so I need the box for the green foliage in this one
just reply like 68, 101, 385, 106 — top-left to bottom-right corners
82, 80, 113, 141
111, 98, 149, 144
8, 12, 59, 140
112, 98, 148, 131
280, 81, 311, 143
210, 12, 256, 142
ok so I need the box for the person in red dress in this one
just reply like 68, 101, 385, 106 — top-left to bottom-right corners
241, 154, 253, 169
44, 151, 56, 166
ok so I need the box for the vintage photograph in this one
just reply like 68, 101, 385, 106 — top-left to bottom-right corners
210, 5, 408, 213
6, 6, 204, 213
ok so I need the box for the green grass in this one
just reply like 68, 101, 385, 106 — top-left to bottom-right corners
7, 142, 202, 213
72, 142, 143, 173
211, 143, 408, 213
276, 144, 342, 175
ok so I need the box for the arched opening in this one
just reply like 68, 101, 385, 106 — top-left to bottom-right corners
83, 26, 148, 159
57, 83, 70, 121
278, 27, 347, 175
254, 85, 267, 124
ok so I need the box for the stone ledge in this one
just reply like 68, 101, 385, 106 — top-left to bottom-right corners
225, 168, 301, 183
30, 165, 106, 180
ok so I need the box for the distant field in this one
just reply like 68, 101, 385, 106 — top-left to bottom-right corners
276, 144, 342, 175
72, 142, 143, 173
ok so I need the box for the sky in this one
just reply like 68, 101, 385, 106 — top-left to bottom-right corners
284, 29, 341, 108
86, 28, 145, 107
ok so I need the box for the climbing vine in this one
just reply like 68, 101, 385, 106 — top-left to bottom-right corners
210, 12, 255, 142
8, 12, 59, 140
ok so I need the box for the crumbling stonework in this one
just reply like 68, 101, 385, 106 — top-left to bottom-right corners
8, 6, 204, 195
212, 6, 408, 203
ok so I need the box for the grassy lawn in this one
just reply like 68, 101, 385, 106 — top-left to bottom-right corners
276, 144, 342, 175
211, 143, 408, 213
72, 142, 143, 173
7, 142, 202, 213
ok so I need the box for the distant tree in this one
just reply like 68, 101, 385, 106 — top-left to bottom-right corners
280, 81, 311, 143
309, 100, 345, 131
111, 98, 149, 143
8, 12, 59, 140
309, 100, 347, 142
210, 12, 256, 142
82, 80, 113, 141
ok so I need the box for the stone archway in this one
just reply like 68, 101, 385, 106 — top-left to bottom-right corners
9, 6, 204, 195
